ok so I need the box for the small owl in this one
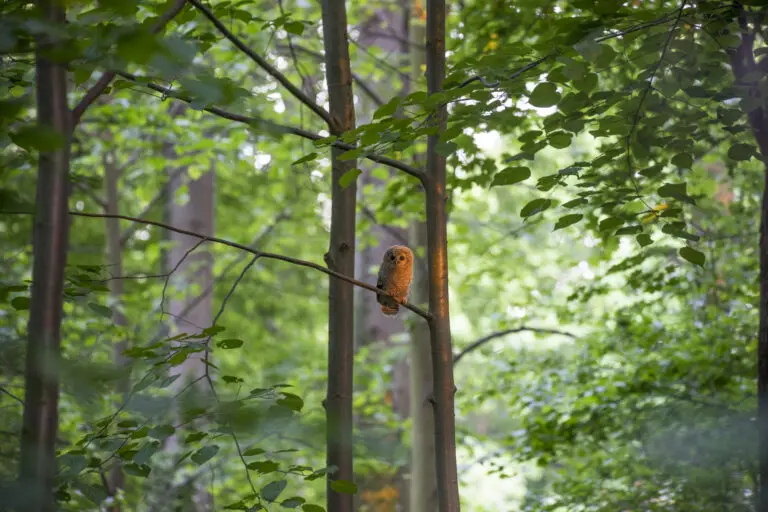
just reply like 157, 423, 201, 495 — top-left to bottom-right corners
376, 245, 414, 316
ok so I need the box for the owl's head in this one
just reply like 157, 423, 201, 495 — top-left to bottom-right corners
383, 245, 413, 268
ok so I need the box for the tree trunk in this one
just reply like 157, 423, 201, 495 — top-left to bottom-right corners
18, 1, 71, 510
407, 7, 439, 511
104, 149, 130, 506
424, 0, 460, 510
353, 3, 413, 510
165, 125, 215, 511
321, 2, 357, 511
726, 18, 768, 511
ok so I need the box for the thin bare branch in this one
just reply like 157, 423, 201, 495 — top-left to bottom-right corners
275, 43, 386, 106
0, 386, 24, 405
114, 70, 425, 181
0, 210, 432, 320
453, 326, 577, 365
120, 166, 187, 246
188, 0, 335, 129
70, 0, 188, 127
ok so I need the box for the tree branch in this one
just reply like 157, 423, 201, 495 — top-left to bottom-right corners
0, 210, 432, 321
275, 43, 385, 107
120, 165, 187, 246
187, 0, 335, 129
453, 326, 577, 365
70, 0, 188, 127
114, 70, 425, 181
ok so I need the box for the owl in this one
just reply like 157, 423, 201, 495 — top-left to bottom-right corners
376, 245, 414, 316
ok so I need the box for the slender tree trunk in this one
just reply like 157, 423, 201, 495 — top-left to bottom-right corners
727, 18, 768, 510
407, 9, 439, 511
104, 149, 130, 507
18, 1, 71, 510
353, 3, 413, 509
424, 0, 460, 510
164, 116, 215, 511
321, 2, 357, 511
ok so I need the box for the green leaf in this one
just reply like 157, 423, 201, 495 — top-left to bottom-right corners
491, 166, 531, 187
434, 140, 458, 157
202, 325, 226, 336
292, 153, 318, 166
248, 460, 279, 473
284, 21, 304, 35
133, 441, 160, 465
148, 424, 175, 441
615, 225, 642, 235
528, 82, 561, 108
277, 392, 304, 412
261, 480, 288, 502
191, 445, 219, 465
553, 214, 583, 231
662, 223, 700, 241
10, 125, 67, 152
185, 431, 208, 443
222, 375, 245, 384
74, 67, 93, 86
679, 246, 705, 266
88, 302, 112, 318
123, 463, 151, 477
302, 506, 325, 512
599, 217, 624, 231
636, 233, 653, 247
11, 296, 30, 310
562, 198, 588, 209
281, 497, 306, 509
520, 198, 552, 218
330, 480, 358, 495
728, 143, 754, 161
373, 97, 402, 119
243, 447, 266, 456
671, 153, 693, 168
548, 131, 572, 149
338, 169, 362, 189
217, 338, 244, 349
657, 182, 695, 204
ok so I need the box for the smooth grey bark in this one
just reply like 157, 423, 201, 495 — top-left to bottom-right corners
321, 2, 357, 511
104, 150, 130, 505
353, 3, 413, 509
164, 120, 215, 511
408, 15, 439, 510
18, 1, 71, 510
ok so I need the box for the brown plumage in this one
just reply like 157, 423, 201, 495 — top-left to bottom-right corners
376, 245, 414, 316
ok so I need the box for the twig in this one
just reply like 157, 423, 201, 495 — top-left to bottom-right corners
159, 238, 208, 322
113, 70, 425, 181
188, 0, 335, 129
456, 53, 556, 90
1, 210, 433, 320
70, 0, 188, 126
202, 254, 261, 383
120, 166, 188, 246
624, 0, 688, 209
0, 386, 24, 405
275, 43, 385, 106
453, 326, 576, 365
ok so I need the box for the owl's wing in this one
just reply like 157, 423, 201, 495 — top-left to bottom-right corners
375, 267, 385, 305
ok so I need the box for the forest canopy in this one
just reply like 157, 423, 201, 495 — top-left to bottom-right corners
1, 0, 767, 511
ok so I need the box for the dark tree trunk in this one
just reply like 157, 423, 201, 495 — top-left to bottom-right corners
321, 2, 357, 511
424, 0, 460, 510
727, 15, 768, 510
18, 1, 71, 510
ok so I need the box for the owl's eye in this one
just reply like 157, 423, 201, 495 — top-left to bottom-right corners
390, 254, 396, 262
399, 255, 405, 261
